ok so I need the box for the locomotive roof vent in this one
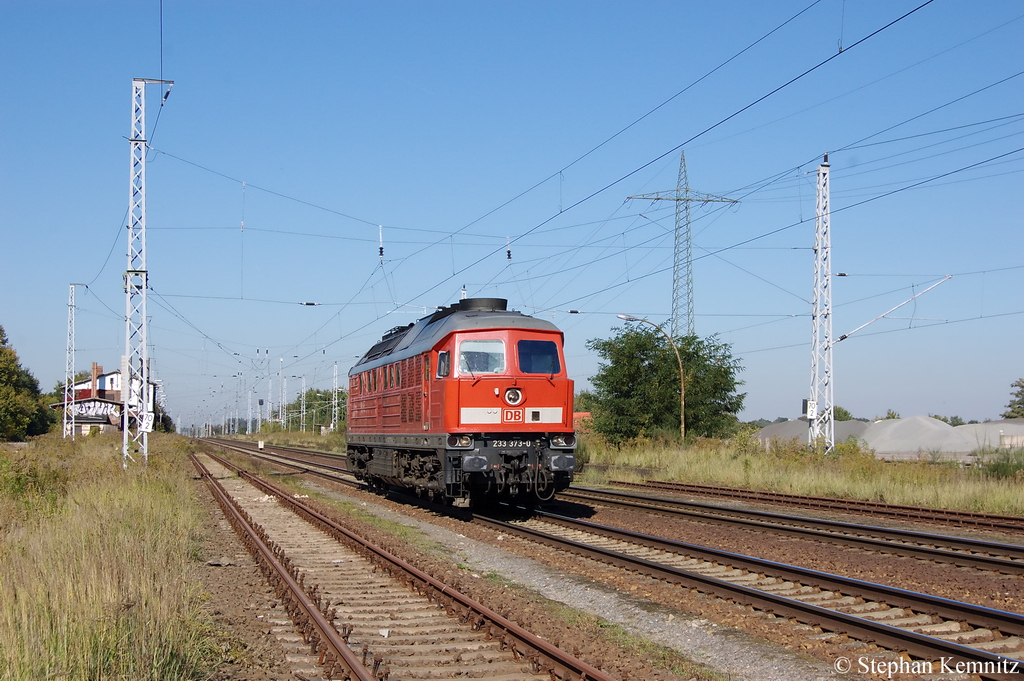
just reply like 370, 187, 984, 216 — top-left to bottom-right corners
458, 297, 508, 312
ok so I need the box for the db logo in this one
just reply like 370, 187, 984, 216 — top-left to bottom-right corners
503, 409, 524, 423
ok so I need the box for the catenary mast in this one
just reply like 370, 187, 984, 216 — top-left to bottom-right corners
64, 284, 77, 439
808, 154, 835, 451
123, 78, 171, 467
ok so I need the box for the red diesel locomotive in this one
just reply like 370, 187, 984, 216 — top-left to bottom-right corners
346, 298, 576, 506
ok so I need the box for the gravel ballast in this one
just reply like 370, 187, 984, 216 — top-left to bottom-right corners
304, 480, 849, 681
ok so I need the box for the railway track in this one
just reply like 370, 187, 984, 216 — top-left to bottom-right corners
561, 486, 1024, 575
478, 510, 1024, 680
203, 437, 356, 482
612, 480, 1024, 532
210, 439, 1024, 575
201, 438, 1024, 677
204, 437, 348, 466
193, 450, 614, 681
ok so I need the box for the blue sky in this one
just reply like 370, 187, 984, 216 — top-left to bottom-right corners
2, 1, 1022, 430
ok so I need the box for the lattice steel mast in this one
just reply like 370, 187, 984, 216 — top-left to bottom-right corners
281, 374, 287, 428
300, 375, 307, 432
64, 284, 77, 439
332, 362, 339, 432
123, 78, 171, 467
628, 151, 737, 336
808, 154, 834, 451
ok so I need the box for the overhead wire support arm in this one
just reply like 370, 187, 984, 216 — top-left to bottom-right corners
835, 275, 952, 343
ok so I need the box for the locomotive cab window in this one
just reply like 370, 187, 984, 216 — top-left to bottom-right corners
459, 339, 505, 374
436, 351, 450, 378
517, 339, 561, 374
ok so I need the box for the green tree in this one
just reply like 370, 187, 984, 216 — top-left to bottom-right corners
48, 370, 91, 400
1003, 379, 1024, 419
586, 326, 744, 444
0, 326, 55, 441
930, 414, 965, 427
833, 406, 853, 422
154, 401, 176, 433
574, 390, 599, 413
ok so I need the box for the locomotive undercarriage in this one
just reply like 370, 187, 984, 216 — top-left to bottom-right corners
347, 435, 575, 507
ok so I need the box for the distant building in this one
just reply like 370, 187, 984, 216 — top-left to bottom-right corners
55, 362, 154, 436
573, 411, 592, 433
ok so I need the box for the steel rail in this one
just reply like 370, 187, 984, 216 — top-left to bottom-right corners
202, 450, 615, 681
473, 512, 1024, 681
219, 439, 350, 473
199, 440, 1024, 678
532, 509, 1024, 636
191, 454, 376, 681
205, 436, 346, 462
562, 487, 1024, 574
614, 480, 1024, 531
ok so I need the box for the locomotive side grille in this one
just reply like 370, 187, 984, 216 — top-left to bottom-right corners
412, 355, 423, 423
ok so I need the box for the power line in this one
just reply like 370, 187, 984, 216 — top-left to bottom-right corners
545, 146, 1024, 311
840, 112, 1024, 151
833, 69, 1024, 153
391, 1, 938, 311
690, 12, 1024, 155
737, 309, 1024, 355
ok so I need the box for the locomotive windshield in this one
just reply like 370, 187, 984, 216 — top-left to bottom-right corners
459, 339, 505, 374
517, 339, 561, 374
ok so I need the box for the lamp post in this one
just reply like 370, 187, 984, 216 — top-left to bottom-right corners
617, 314, 685, 442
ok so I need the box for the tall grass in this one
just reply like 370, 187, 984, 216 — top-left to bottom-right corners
0, 432, 218, 680
576, 432, 1024, 516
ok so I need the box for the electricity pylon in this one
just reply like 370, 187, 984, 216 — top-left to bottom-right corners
629, 151, 737, 336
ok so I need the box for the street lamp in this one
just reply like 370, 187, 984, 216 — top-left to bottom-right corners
617, 314, 685, 441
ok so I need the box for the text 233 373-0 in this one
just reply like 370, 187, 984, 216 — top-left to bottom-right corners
490, 439, 532, 448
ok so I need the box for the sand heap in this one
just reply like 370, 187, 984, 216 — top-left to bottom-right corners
755, 416, 1024, 460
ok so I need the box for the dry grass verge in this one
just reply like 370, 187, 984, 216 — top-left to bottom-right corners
0, 432, 218, 680
576, 433, 1024, 516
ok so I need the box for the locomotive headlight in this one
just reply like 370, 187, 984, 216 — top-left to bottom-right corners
550, 434, 576, 448
447, 434, 473, 448
504, 388, 523, 405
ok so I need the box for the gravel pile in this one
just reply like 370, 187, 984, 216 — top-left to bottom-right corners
755, 419, 867, 444
859, 415, 975, 456
757, 416, 1024, 460
956, 419, 1024, 449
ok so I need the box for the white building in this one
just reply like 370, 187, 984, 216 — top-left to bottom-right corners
56, 362, 154, 436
